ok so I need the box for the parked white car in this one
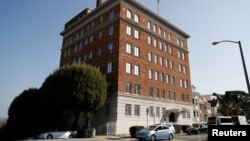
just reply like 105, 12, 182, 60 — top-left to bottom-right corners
36, 130, 77, 139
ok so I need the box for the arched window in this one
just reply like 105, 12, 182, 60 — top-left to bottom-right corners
134, 14, 139, 23
126, 10, 132, 19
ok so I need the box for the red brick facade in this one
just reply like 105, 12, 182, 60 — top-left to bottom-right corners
59, 0, 192, 103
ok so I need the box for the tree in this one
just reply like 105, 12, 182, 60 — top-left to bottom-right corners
213, 91, 250, 118
41, 64, 107, 134
7, 88, 47, 140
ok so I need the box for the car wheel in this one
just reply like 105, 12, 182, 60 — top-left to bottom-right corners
47, 134, 53, 139
150, 135, 156, 141
69, 134, 74, 138
168, 134, 173, 140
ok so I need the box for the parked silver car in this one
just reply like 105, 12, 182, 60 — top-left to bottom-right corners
136, 124, 174, 141
36, 130, 77, 139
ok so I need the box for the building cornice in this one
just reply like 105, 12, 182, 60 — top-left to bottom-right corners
121, 0, 190, 38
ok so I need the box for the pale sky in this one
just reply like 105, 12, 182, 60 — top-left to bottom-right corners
0, 0, 250, 118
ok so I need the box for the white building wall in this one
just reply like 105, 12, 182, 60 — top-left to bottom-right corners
115, 93, 193, 134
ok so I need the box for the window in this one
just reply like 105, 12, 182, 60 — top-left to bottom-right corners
134, 14, 139, 23
63, 50, 67, 58
134, 46, 139, 57
169, 60, 173, 69
89, 35, 94, 43
183, 66, 186, 74
79, 42, 82, 50
156, 88, 160, 98
134, 65, 140, 76
91, 21, 95, 27
159, 73, 164, 82
109, 10, 114, 19
134, 84, 140, 95
154, 71, 158, 81
154, 54, 157, 63
126, 62, 131, 73
126, 10, 132, 19
181, 94, 185, 101
153, 24, 156, 32
162, 89, 165, 98
150, 106, 154, 117
126, 43, 132, 54
166, 75, 169, 84
125, 82, 132, 93
178, 51, 181, 58
168, 33, 171, 40
162, 108, 166, 117
166, 91, 170, 99
182, 112, 186, 118
107, 62, 112, 73
168, 46, 172, 54
153, 39, 157, 47
99, 31, 103, 38
170, 76, 175, 85
156, 107, 160, 117
97, 48, 102, 56
149, 87, 153, 96
182, 52, 185, 60
126, 26, 132, 35
179, 65, 182, 72
109, 25, 114, 36
134, 105, 140, 116
148, 36, 152, 44
163, 31, 166, 38
84, 38, 88, 46
125, 104, 132, 115
158, 28, 162, 35
177, 38, 180, 45
108, 43, 113, 53
148, 52, 152, 61
187, 110, 191, 118
181, 41, 184, 47
147, 21, 151, 30
74, 44, 78, 52
171, 92, 176, 100
159, 41, 162, 50
148, 69, 152, 79
159, 56, 163, 65
100, 16, 103, 23
134, 29, 139, 39
89, 52, 93, 59
165, 59, 168, 68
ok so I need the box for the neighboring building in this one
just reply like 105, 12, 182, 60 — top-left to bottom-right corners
192, 86, 212, 123
59, 0, 193, 134
203, 94, 219, 117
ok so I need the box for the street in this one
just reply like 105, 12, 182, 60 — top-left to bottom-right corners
26, 133, 207, 141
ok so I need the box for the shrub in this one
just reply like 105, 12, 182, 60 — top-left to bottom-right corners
0, 123, 10, 141
181, 125, 190, 133
173, 124, 182, 134
129, 126, 144, 138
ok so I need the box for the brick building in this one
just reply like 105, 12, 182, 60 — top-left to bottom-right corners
59, 0, 193, 134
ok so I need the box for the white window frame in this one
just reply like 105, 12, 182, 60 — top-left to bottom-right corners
126, 10, 132, 19
149, 69, 152, 79
134, 46, 139, 57
134, 65, 140, 76
126, 26, 132, 36
134, 14, 139, 23
126, 43, 132, 54
134, 29, 139, 39
126, 62, 131, 74
148, 36, 152, 44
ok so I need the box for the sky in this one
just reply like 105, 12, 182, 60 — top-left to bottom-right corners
0, 0, 250, 118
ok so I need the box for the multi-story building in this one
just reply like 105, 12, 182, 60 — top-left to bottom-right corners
59, 0, 193, 134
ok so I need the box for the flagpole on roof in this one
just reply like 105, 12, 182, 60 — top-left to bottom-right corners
157, 0, 159, 15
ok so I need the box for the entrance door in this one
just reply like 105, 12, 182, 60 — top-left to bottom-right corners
169, 112, 175, 122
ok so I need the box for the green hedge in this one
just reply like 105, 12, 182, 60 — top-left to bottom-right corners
129, 126, 144, 138
181, 125, 190, 133
173, 124, 181, 134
